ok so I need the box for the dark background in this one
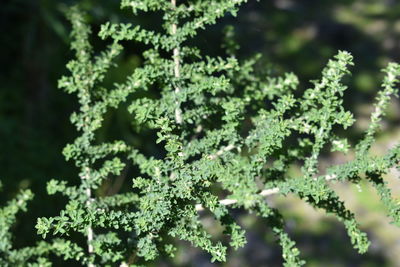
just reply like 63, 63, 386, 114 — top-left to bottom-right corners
1, 0, 400, 266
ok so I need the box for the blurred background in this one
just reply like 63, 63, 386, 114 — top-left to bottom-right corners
1, 0, 400, 266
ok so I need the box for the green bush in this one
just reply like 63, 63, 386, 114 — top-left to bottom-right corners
1, 1, 399, 266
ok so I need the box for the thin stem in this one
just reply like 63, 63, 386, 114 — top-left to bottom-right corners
171, 0, 183, 124
207, 144, 236, 160
195, 174, 337, 212
82, 167, 95, 267
86, 188, 94, 255
87, 224, 94, 267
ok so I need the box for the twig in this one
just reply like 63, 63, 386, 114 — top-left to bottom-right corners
82, 168, 95, 267
86, 187, 95, 267
207, 144, 236, 160
171, 0, 183, 124
195, 174, 337, 211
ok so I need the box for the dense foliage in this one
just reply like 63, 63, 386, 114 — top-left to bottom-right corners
1, 0, 400, 266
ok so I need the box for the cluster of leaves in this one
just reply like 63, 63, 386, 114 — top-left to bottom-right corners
0, 182, 86, 266
0, 182, 37, 266
1, 0, 399, 266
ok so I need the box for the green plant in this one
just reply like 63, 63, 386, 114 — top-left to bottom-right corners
0, 182, 86, 266
0, 182, 35, 265
1, 0, 398, 266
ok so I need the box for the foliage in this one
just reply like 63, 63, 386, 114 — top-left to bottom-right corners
0, 182, 86, 266
1, 0, 400, 266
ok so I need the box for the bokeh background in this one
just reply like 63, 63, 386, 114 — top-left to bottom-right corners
1, 0, 400, 266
